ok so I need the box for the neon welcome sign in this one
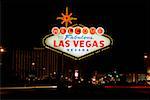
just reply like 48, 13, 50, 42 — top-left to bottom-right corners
43, 7, 113, 60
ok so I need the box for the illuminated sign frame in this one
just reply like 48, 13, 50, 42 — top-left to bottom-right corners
42, 7, 113, 60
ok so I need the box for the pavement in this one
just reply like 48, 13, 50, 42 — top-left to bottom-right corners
0, 85, 150, 99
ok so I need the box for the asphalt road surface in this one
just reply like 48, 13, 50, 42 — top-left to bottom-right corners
1, 86, 150, 99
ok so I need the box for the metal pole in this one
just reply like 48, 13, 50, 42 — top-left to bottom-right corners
62, 53, 64, 74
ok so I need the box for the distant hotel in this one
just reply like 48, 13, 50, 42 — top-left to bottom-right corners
11, 47, 78, 80
10, 47, 150, 84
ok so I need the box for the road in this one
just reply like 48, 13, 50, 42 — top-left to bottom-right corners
1, 86, 150, 99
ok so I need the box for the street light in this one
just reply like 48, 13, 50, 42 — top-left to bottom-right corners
0, 48, 4, 52
32, 62, 35, 66
74, 70, 79, 79
144, 55, 148, 59
43, 67, 46, 70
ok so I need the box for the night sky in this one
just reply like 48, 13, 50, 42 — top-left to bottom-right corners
1, 0, 149, 72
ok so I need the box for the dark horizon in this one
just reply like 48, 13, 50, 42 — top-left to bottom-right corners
1, 0, 149, 72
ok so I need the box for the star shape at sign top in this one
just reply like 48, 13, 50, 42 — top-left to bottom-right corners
56, 7, 77, 28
